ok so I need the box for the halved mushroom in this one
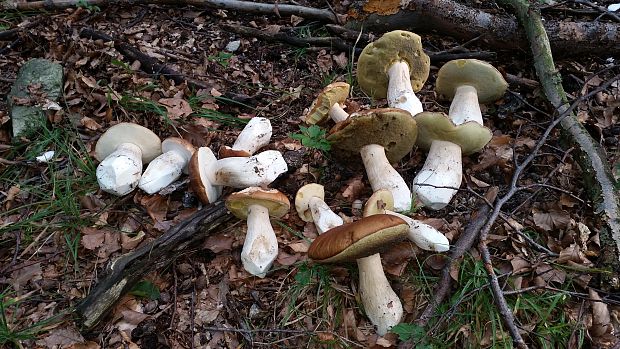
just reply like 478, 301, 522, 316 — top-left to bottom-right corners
226, 187, 290, 277
219, 117, 272, 158
95, 123, 162, 196
412, 59, 507, 209
304, 82, 350, 124
139, 137, 195, 194
295, 183, 343, 234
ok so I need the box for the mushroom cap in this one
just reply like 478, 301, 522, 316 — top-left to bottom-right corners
357, 30, 430, 99
188, 147, 222, 204
226, 187, 290, 220
436, 59, 508, 103
327, 108, 417, 163
162, 137, 196, 174
218, 146, 251, 158
295, 183, 325, 222
305, 82, 350, 125
95, 123, 162, 163
363, 189, 394, 217
414, 112, 492, 155
308, 214, 409, 263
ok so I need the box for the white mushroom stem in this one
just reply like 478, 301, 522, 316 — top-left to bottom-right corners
328, 103, 349, 123
241, 204, 278, 278
210, 150, 288, 188
449, 85, 483, 125
96, 143, 143, 196
412, 140, 462, 210
308, 196, 343, 234
139, 151, 186, 194
230, 117, 272, 155
360, 144, 412, 212
387, 61, 423, 116
357, 253, 403, 336
383, 211, 449, 252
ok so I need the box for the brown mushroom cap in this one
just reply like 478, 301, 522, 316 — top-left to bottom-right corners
357, 30, 430, 99
218, 146, 251, 158
295, 183, 324, 222
436, 59, 508, 103
363, 189, 395, 217
304, 82, 350, 125
226, 187, 290, 219
188, 147, 222, 204
414, 112, 492, 155
327, 108, 417, 163
307, 214, 409, 263
162, 137, 196, 174
95, 123, 162, 163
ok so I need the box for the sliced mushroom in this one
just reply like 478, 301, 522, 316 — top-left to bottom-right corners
219, 117, 272, 158
295, 183, 343, 234
139, 137, 195, 194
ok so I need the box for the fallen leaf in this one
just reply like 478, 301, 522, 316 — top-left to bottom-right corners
204, 234, 234, 253
589, 288, 612, 337
80, 116, 102, 130
37, 326, 85, 348
532, 207, 571, 231
137, 194, 168, 222
158, 97, 193, 119
10, 262, 42, 291
341, 175, 365, 201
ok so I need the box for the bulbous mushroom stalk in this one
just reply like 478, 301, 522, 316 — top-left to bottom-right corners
361, 144, 412, 213
329, 103, 349, 123
139, 138, 195, 194
387, 61, 423, 116
295, 183, 343, 234
219, 117, 272, 158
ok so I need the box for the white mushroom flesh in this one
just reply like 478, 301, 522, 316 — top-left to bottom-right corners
387, 61, 423, 116
241, 204, 278, 278
329, 103, 349, 123
385, 211, 450, 252
449, 85, 483, 125
309, 196, 344, 234
412, 140, 462, 210
210, 150, 288, 188
96, 143, 143, 196
360, 144, 412, 212
138, 151, 186, 194
230, 117, 273, 155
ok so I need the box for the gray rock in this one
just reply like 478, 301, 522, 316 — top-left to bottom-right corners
7, 58, 63, 137
225, 40, 241, 52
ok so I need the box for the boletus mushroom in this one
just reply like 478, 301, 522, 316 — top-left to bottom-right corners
226, 187, 290, 277
219, 117, 272, 158
138, 137, 195, 194
95, 123, 162, 196
295, 183, 343, 234
412, 59, 507, 209
304, 82, 350, 124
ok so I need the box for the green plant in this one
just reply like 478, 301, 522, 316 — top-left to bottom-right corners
130, 281, 161, 300
289, 125, 331, 152
75, 0, 100, 12
391, 323, 432, 348
0, 290, 62, 346
207, 52, 233, 68
187, 94, 249, 127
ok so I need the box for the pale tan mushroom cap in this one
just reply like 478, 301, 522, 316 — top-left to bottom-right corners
95, 123, 162, 162
436, 59, 508, 103
226, 187, 290, 220
357, 30, 430, 99
305, 82, 350, 125
414, 112, 492, 155
327, 108, 417, 163
363, 189, 395, 217
295, 183, 325, 222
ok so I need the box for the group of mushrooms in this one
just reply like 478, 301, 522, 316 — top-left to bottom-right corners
92, 30, 508, 335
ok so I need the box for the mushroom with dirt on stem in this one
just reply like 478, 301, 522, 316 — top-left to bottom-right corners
138, 137, 195, 194
303, 81, 351, 124
219, 117, 272, 158
295, 183, 343, 234
95, 122, 162, 196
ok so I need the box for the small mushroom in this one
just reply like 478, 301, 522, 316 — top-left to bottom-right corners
304, 82, 350, 124
357, 30, 431, 116
95, 123, 162, 196
138, 137, 195, 194
412, 59, 507, 209
295, 183, 343, 234
226, 187, 290, 277
364, 189, 450, 252
327, 108, 417, 212
219, 117, 272, 158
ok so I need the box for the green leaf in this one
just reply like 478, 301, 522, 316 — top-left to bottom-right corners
391, 323, 426, 341
129, 280, 160, 300
289, 125, 331, 152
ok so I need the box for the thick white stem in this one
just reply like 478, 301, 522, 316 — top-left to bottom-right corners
241, 204, 278, 278
138, 151, 186, 194
385, 211, 450, 252
96, 143, 143, 196
387, 61, 423, 116
412, 140, 462, 210
357, 253, 403, 336
328, 103, 349, 123
449, 85, 483, 125
309, 196, 344, 234
210, 150, 288, 188
231, 117, 272, 155
360, 144, 412, 212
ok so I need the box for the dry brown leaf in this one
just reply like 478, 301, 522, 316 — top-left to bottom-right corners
81, 228, 105, 250
276, 250, 301, 266
535, 263, 566, 285
316, 49, 333, 73
69, 341, 101, 349
37, 326, 85, 348
509, 255, 531, 274
158, 97, 193, 119
333, 52, 349, 69
532, 207, 571, 231
287, 240, 310, 253
589, 288, 612, 337
341, 175, 365, 201
204, 234, 234, 253
137, 194, 168, 222
10, 262, 42, 291
120, 231, 145, 251
80, 116, 102, 130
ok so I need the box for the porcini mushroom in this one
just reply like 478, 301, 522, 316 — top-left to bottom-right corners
219, 117, 272, 158
138, 137, 195, 194
95, 123, 162, 196
304, 82, 350, 124
295, 183, 343, 234
327, 108, 417, 212
364, 189, 449, 252
357, 30, 430, 116
412, 59, 507, 209
226, 187, 290, 277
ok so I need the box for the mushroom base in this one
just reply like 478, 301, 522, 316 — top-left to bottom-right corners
412, 140, 462, 210
241, 204, 279, 278
361, 144, 412, 212
96, 143, 143, 196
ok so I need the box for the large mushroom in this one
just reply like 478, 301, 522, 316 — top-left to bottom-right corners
226, 187, 290, 277
295, 183, 343, 234
138, 137, 195, 194
95, 123, 162, 196
219, 117, 272, 158
303, 82, 350, 124
357, 30, 430, 116
412, 59, 507, 209
327, 108, 417, 212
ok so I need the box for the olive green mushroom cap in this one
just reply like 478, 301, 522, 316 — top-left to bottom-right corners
357, 30, 430, 99
304, 82, 350, 125
436, 59, 508, 103
414, 112, 492, 155
327, 108, 417, 163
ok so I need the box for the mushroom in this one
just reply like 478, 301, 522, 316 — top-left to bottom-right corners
304, 82, 350, 124
226, 187, 290, 277
412, 59, 507, 209
364, 189, 450, 252
327, 108, 417, 212
138, 137, 195, 194
295, 183, 343, 234
357, 30, 430, 116
188, 147, 288, 204
95, 123, 162, 196
219, 117, 272, 158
